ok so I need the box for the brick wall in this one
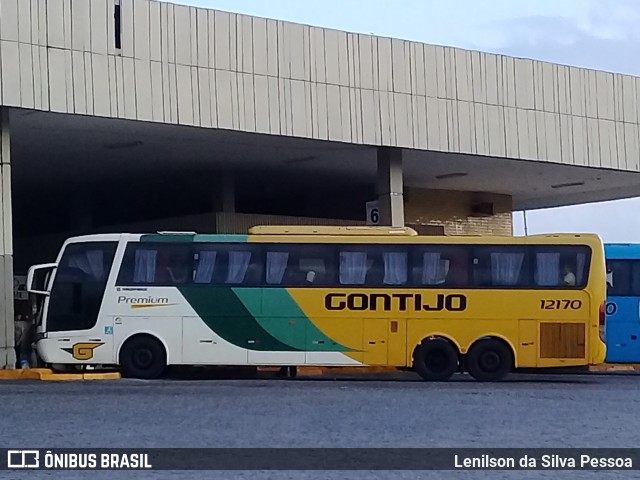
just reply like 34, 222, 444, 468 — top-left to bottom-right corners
404, 188, 513, 236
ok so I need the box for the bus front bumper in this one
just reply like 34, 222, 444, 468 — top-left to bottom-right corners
36, 338, 73, 364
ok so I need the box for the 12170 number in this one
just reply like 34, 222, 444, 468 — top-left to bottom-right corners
540, 299, 582, 310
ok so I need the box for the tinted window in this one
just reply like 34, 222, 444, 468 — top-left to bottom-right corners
192, 244, 263, 286
47, 242, 117, 332
606, 260, 640, 296
633, 263, 640, 295
471, 246, 530, 287
117, 243, 192, 286
533, 246, 590, 288
411, 245, 469, 287
116, 241, 592, 289
117, 243, 264, 286
262, 244, 336, 286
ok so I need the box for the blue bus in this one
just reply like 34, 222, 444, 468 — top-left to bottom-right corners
605, 244, 640, 363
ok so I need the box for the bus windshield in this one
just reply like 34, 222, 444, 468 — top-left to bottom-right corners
45, 242, 117, 332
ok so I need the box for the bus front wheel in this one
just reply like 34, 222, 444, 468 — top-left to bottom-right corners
465, 339, 512, 382
413, 338, 459, 381
119, 335, 166, 379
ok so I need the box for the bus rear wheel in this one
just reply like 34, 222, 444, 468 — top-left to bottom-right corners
413, 338, 459, 381
465, 339, 512, 382
120, 335, 166, 379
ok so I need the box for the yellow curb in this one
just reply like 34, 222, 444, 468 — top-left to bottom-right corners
40, 373, 86, 381
0, 368, 121, 381
41, 372, 122, 381
0, 368, 54, 380
82, 372, 121, 380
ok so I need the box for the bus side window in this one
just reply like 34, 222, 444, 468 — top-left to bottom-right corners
224, 250, 258, 285
193, 250, 218, 284
534, 246, 590, 289
607, 260, 632, 296
411, 246, 467, 287
243, 252, 264, 285
117, 244, 192, 286
445, 249, 468, 286
263, 244, 335, 286
381, 249, 408, 286
534, 251, 561, 286
473, 246, 529, 287
338, 250, 368, 285
365, 250, 386, 286
632, 262, 640, 295
297, 245, 334, 286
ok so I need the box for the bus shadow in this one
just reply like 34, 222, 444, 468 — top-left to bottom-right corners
158, 367, 607, 384
288, 375, 599, 385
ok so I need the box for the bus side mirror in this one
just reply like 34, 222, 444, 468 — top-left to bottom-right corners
27, 263, 57, 296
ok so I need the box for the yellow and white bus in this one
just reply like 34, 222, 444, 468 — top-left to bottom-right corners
27, 226, 606, 381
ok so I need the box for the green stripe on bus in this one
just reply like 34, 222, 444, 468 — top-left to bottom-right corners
140, 234, 249, 243
232, 288, 349, 352
178, 287, 297, 351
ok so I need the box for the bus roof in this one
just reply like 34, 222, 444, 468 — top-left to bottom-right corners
247, 226, 419, 236
605, 243, 640, 259
59, 229, 603, 247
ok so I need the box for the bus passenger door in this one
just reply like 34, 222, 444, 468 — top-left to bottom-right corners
387, 319, 406, 366
518, 319, 538, 367
363, 319, 388, 365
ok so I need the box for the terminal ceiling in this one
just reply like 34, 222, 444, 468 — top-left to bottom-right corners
10, 108, 640, 211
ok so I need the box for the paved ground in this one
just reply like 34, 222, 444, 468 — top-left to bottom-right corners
1, 371, 639, 479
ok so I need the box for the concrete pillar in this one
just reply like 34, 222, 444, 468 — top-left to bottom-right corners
0, 109, 16, 369
376, 147, 404, 227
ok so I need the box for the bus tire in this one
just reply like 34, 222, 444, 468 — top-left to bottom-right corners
465, 339, 512, 382
413, 338, 459, 381
119, 335, 166, 379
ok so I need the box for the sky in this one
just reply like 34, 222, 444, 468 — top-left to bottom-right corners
170, 0, 640, 242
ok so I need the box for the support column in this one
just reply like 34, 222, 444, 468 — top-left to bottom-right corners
376, 147, 404, 227
0, 109, 16, 369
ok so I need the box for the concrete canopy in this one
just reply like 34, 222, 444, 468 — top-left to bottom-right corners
0, 0, 638, 215
10, 108, 640, 212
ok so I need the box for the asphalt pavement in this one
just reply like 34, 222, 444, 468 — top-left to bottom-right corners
1, 371, 639, 479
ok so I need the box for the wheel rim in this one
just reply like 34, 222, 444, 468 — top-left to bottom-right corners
479, 351, 501, 372
133, 348, 154, 369
426, 350, 449, 372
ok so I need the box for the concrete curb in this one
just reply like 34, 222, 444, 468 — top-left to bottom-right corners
0, 369, 121, 381
589, 364, 640, 372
